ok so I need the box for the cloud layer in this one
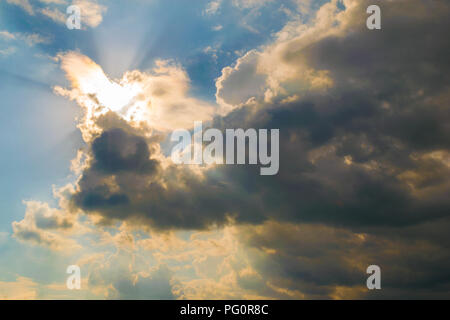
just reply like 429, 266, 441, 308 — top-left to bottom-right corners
8, 0, 450, 299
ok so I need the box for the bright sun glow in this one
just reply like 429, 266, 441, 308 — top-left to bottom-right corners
59, 51, 141, 112
78, 66, 140, 112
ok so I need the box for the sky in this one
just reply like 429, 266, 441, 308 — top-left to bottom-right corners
0, 0, 449, 299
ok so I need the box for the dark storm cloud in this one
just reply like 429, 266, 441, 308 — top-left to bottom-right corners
219, 0, 450, 298
65, 0, 450, 298
208, 0, 450, 229
237, 219, 450, 299
92, 128, 158, 174
71, 0, 450, 231
75, 186, 130, 211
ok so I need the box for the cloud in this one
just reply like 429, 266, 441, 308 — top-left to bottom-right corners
63, 0, 450, 297
215, 0, 342, 110
45, 0, 446, 240
215, 49, 267, 113
106, 264, 177, 299
12, 200, 80, 251
205, 0, 273, 15
10, 0, 450, 299
54, 52, 216, 137
79, 227, 181, 299
0, 30, 50, 46
6, 0, 106, 28
40, 0, 68, 4
232, 0, 274, 10
20, 33, 51, 46
6, 0, 34, 15
40, 7, 66, 24
73, 0, 107, 28
137, 225, 270, 299
0, 277, 38, 300
0, 31, 16, 40
70, 0, 449, 230
237, 219, 450, 299
91, 128, 159, 174
0, 47, 16, 56
204, 0, 222, 15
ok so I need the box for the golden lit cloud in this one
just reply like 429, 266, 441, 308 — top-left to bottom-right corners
0, 277, 38, 300
54, 52, 216, 141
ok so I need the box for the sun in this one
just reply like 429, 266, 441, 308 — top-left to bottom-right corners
58, 51, 141, 112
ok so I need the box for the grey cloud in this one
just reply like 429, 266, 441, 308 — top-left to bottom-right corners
237, 220, 450, 299
92, 128, 158, 174
109, 265, 176, 300
71, 0, 450, 230
13, 229, 53, 246
87, 246, 179, 300
67, 0, 450, 298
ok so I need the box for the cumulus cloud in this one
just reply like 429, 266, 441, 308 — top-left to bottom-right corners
215, 0, 345, 110
12, 200, 80, 251
67, 0, 450, 230
64, 0, 450, 297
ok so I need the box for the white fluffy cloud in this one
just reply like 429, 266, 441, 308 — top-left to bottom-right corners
215, 0, 354, 111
